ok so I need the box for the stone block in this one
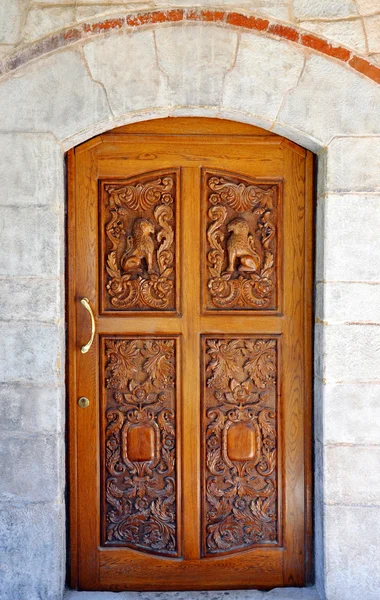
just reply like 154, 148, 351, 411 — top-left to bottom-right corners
314, 195, 325, 282
314, 439, 324, 506
322, 382, 380, 445
364, 15, 380, 53
278, 55, 380, 144
0, 51, 112, 141
0, 322, 63, 384
155, 25, 238, 107
321, 195, 380, 282
84, 30, 168, 116
35, 0, 74, 3
316, 147, 328, 195
324, 505, 380, 600
24, 7, 76, 43
0, 0, 24, 44
0, 134, 63, 206
300, 18, 367, 54
293, 0, 357, 19
356, 0, 380, 15
323, 323, 380, 383
0, 206, 62, 277
313, 377, 324, 444
314, 323, 325, 380
370, 52, 380, 67
0, 383, 64, 435
76, 0, 146, 3
316, 282, 380, 323
0, 277, 62, 322
236, 0, 289, 20
325, 445, 380, 505
157, 0, 289, 20
314, 489, 325, 599
76, 5, 139, 20
326, 137, 380, 192
222, 33, 304, 122
0, 502, 64, 600
0, 432, 63, 502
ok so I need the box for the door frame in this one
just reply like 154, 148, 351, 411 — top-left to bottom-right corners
66, 117, 314, 589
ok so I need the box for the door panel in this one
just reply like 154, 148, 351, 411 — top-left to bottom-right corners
202, 170, 280, 313
201, 335, 279, 556
100, 170, 180, 313
102, 335, 180, 557
68, 118, 313, 591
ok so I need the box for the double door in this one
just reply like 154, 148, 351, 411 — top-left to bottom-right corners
68, 118, 313, 591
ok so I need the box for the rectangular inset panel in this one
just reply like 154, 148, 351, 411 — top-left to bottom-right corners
102, 336, 180, 557
101, 170, 179, 313
201, 336, 278, 556
202, 170, 279, 312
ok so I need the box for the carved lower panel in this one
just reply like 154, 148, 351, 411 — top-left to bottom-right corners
101, 171, 178, 312
203, 170, 278, 311
202, 336, 278, 556
103, 337, 179, 556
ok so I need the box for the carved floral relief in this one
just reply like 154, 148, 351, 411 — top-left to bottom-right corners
102, 172, 177, 311
202, 336, 278, 555
203, 171, 278, 310
103, 337, 179, 556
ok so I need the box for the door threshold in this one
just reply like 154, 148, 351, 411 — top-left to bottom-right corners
65, 587, 321, 600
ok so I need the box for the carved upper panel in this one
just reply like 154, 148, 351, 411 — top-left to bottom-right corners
203, 170, 278, 311
101, 171, 178, 312
202, 336, 278, 556
103, 337, 179, 556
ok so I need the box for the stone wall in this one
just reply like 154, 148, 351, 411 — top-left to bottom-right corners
0, 6, 380, 600
1, 0, 380, 67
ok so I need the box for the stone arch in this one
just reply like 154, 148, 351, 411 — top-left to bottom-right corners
1, 16, 380, 600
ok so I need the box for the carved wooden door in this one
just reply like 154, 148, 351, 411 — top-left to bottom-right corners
68, 118, 313, 591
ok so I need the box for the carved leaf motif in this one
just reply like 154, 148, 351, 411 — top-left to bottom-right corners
203, 337, 277, 556
141, 340, 175, 389
208, 176, 275, 212
243, 340, 276, 389
206, 339, 241, 390
106, 177, 174, 211
104, 338, 178, 556
155, 204, 174, 278
106, 340, 140, 390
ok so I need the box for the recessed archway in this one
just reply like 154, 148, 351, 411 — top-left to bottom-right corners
1, 16, 380, 600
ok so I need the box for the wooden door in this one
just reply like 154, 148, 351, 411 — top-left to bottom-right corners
68, 118, 313, 591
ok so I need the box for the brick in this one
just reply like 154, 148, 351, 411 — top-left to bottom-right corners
227, 12, 269, 32
268, 23, 300, 42
349, 55, 380, 84
301, 33, 351, 61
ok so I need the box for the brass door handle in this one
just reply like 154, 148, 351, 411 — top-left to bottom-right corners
80, 298, 95, 354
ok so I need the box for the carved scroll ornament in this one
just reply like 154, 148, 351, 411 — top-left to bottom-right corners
103, 173, 177, 311
204, 172, 278, 310
203, 337, 278, 555
104, 337, 178, 556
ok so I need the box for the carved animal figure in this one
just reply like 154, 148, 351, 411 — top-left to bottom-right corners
121, 219, 155, 273
226, 218, 261, 273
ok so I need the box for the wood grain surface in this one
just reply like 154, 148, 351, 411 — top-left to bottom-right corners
67, 117, 314, 591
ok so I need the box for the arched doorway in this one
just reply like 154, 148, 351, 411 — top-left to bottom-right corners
67, 117, 314, 591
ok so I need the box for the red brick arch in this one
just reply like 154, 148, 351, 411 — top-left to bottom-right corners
1, 9, 380, 85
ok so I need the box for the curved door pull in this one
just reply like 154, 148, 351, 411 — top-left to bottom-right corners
80, 297, 95, 354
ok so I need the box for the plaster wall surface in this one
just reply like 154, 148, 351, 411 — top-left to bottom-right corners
0, 5, 379, 600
